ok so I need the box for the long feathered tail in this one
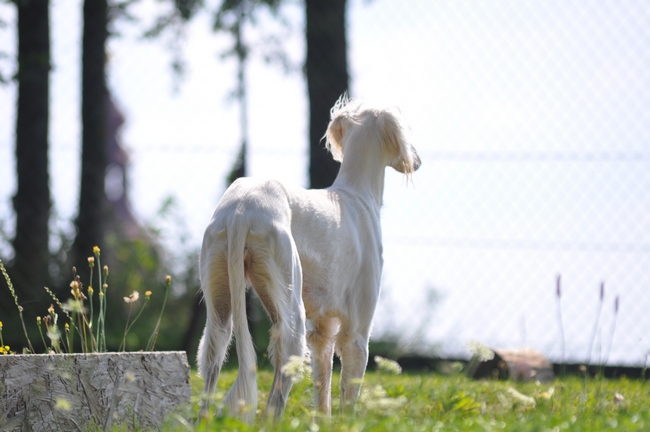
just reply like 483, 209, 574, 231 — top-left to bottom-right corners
222, 224, 258, 422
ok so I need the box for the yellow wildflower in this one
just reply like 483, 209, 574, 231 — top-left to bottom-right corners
70, 280, 80, 299
55, 397, 72, 411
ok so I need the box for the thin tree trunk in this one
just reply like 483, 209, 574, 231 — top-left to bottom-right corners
73, 0, 109, 264
226, 15, 247, 186
306, 0, 348, 189
11, 0, 51, 299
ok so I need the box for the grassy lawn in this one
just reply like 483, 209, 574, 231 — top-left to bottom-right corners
166, 367, 650, 431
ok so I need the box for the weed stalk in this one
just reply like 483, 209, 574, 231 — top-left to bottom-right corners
0, 260, 35, 353
121, 291, 152, 351
87, 256, 95, 350
100, 265, 109, 352
120, 291, 140, 351
586, 282, 605, 368
65, 323, 71, 353
44, 285, 81, 349
555, 275, 566, 378
36, 316, 47, 351
600, 295, 620, 374
147, 275, 171, 351
93, 246, 108, 352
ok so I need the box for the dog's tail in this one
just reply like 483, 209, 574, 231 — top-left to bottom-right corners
223, 222, 258, 422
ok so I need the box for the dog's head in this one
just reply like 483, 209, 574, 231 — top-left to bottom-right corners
324, 96, 421, 176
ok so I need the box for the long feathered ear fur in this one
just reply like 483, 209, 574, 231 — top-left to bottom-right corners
324, 95, 353, 162
376, 109, 420, 175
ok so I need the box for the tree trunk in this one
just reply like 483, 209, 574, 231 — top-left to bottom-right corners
10, 0, 51, 303
73, 0, 109, 265
305, 0, 348, 189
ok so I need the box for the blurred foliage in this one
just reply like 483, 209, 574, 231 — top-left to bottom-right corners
0, 196, 202, 358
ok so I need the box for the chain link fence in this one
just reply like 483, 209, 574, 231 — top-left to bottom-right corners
362, 0, 649, 367
1, 0, 648, 366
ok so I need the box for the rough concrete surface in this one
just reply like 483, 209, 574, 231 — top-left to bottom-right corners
0, 351, 191, 431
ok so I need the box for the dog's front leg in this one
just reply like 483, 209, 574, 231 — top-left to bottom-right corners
308, 318, 338, 415
337, 330, 370, 413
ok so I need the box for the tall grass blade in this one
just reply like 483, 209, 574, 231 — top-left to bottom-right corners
555, 275, 566, 378
0, 260, 35, 353
586, 282, 605, 367
147, 276, 171, 351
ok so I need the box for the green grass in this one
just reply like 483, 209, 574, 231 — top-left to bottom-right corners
165, 368, 650, 431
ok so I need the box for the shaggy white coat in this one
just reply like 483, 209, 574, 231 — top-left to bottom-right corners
197, 97, 421, 422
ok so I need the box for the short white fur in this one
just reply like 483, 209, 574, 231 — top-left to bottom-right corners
197, 97, 421, 422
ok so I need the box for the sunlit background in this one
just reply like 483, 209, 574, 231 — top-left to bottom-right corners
1, 0, 648, 365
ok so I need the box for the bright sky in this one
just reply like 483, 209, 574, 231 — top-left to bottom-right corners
1, 0, 648, 365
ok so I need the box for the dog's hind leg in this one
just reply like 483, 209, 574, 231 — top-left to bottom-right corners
248, 228, 307, 419
197, 248, 233, 419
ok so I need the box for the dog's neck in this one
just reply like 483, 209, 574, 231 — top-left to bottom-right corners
330, 158, 386, 209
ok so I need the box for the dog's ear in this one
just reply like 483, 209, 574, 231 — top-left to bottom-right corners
324, 114, 347, 162
377, 110, 421, 174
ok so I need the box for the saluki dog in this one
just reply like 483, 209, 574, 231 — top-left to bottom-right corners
197, 97, 421, 422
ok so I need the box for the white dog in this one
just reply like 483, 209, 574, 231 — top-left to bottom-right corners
197, 97, 420, 421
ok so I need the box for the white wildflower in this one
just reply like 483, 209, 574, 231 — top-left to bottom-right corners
505, 387, 536, 407
62, 299, 86, 314
466, 340, 495, 362
281, 355, 312, 383
125, 370, 136, 383
359, 384, 407, 413
47, 327, 61, 343
374, 356, 402, 374
123, 291, 139, 304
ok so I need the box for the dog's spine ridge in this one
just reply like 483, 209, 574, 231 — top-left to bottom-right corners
223, 222, 258, 422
